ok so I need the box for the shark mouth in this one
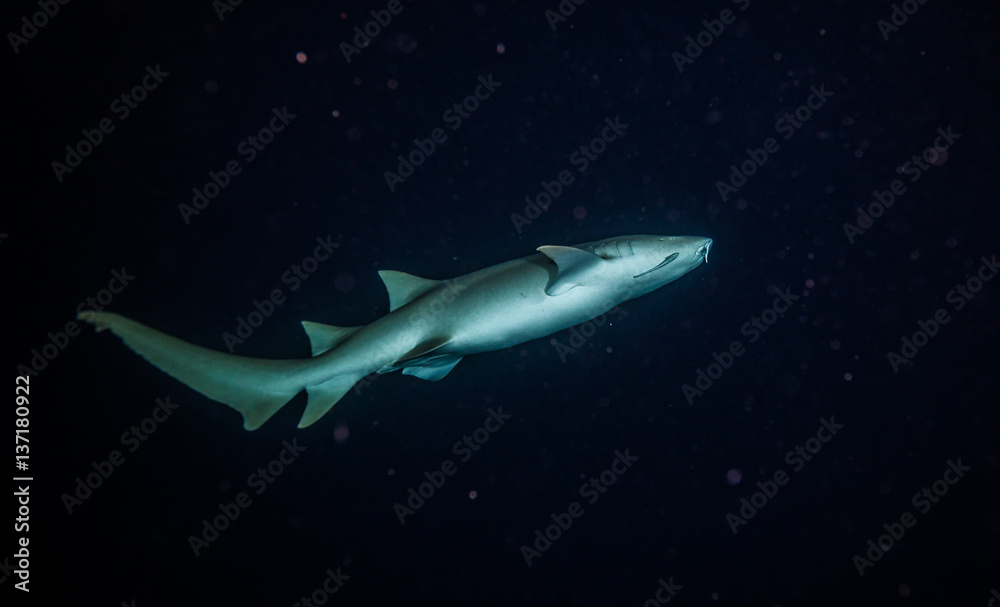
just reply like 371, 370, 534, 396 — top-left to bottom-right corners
699, 241, 712, 264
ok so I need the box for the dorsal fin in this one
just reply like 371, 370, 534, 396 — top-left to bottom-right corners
300, 321, 364, 356
537, 245, 607, 296
378, 270, 441, 312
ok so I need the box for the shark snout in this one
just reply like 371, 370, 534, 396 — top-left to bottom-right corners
697, 238, 713, 264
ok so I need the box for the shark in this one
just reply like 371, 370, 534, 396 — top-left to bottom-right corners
78, 234, 712, 430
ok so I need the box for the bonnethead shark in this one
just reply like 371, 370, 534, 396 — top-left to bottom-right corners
78, 234, 712, 430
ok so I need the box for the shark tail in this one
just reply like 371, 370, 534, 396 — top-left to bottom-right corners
76, 311, 359, 431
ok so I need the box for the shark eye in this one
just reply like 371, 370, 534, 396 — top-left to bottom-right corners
633, 252, 679, 278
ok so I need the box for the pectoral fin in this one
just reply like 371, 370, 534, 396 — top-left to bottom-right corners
378, 336, 453, 375
401, 355, 464, 381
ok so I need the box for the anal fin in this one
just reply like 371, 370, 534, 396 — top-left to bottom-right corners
378, 336, 457, 378
300, 375, 359, 428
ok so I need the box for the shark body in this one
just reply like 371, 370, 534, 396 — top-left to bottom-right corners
79, 234, 712, 430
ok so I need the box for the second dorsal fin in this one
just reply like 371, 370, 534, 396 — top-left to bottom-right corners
378, 270, 441, 312
300, 321, 364, 356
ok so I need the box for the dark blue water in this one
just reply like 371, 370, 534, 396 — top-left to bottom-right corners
6, 1, 999, 605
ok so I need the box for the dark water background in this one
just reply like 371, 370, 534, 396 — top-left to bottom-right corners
5, 0, 999, 605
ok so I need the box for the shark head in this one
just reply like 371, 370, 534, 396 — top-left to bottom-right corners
538, 234, 712, 297
584, 234, 712, 288
631, 234, 711, 280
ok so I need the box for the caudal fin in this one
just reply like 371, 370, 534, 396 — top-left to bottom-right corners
78, 311, 311, 430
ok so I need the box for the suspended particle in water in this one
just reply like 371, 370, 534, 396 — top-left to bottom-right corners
335, 273, 356, 293
928, 148, 948, 166
394, 33, 417, 54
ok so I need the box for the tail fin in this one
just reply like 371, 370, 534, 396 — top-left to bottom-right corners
77, 311, 311, 430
